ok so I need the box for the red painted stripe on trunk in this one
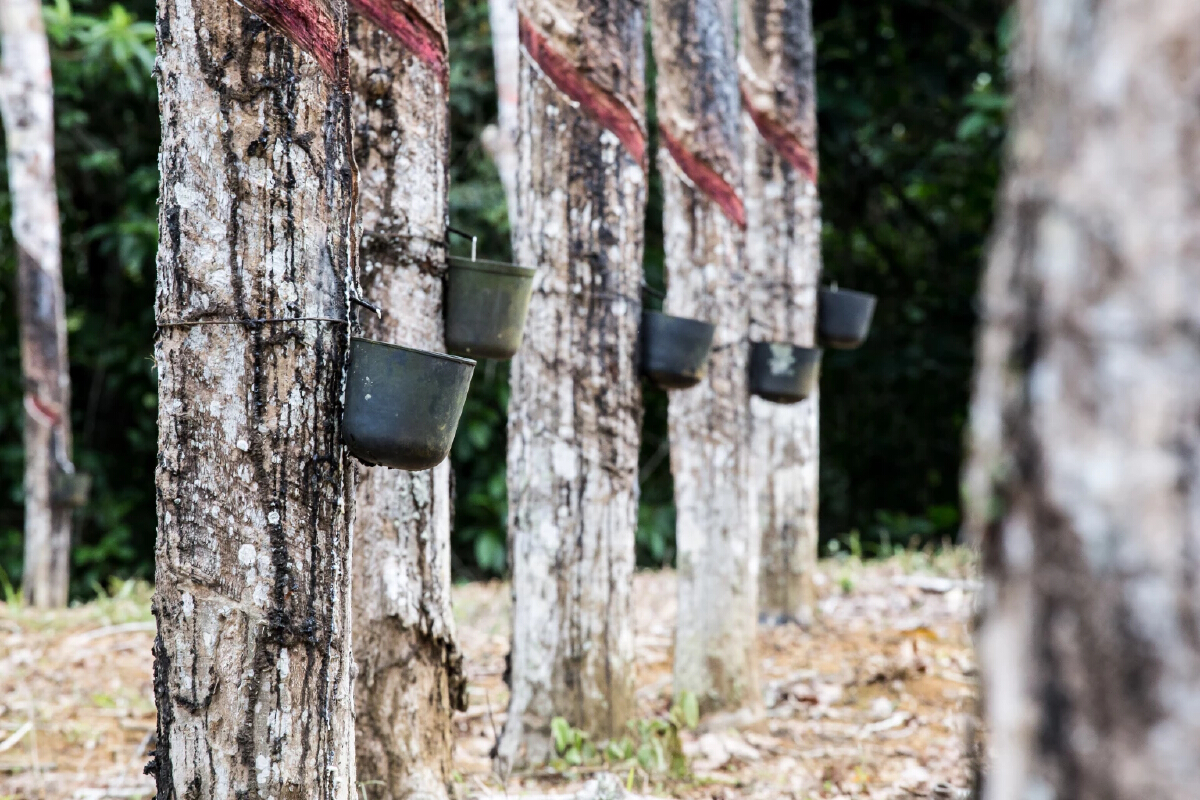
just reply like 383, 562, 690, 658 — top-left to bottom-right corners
350, 0, 448, 80
740, 85, 817, 184
24, 394, 60, 426
519, 17, 646, 168
659, 126, 747, 229
244, 0, 339, 77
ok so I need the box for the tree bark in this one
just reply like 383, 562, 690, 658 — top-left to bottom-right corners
965, 2, 1200, 798
497, 0, 646, 771
1, 0, 74, 609
150, 0, 358, 797
739, 0, 821, 626
650, 0, 758, 713
346, 5, 465, 799
484, 0, 519, 216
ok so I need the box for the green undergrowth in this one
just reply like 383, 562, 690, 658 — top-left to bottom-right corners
546, 691, 700, 788
0, 573, 152, 631
826, 534, 976, 577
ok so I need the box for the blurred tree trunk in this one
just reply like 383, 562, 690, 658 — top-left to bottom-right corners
1, 0, 73, 608
966, 2, 1200, 798
497, 0, 646, 771
650, 0, 758, 712
484, 0, 519, 218
740, 0, 821, 626
346, 5, 465, 798
150, 1, 357, 797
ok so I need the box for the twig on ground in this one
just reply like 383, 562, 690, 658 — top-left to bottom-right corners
0, 720, 32, 753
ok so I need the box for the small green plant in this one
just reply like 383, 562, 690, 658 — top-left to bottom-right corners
0, 563, 19, 606
826, 530, 865, 561
91, 692, 119, 708
847, 530, 864, 560
628, 690, 699, 777
548, 690, 701, 782
550, 716, 598, 768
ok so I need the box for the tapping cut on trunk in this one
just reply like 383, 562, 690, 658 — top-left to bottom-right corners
239, 0, 342, 75
659, 126, 746, 229
350, 0, 447, 78
740, 85, 817, 185
518, 16, 646, 167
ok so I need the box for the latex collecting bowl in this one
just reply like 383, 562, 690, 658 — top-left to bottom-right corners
749, 342, 822, 404
817, 287, 877, 349
445, 260, 537, 360
640, 310, 716, 390
343, 337, 475, 470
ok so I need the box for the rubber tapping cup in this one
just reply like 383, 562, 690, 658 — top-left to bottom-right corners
343, 337, 476, 470
817, 287, 877, 349
446, 260, 537, 360
640, 310, 716, 390
749, 342, 822, 404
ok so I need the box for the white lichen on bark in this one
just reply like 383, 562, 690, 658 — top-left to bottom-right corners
1, 0, 74, 608
967, 1, 1200, 798
348, 9, 464, 799
151, 0, 358, 796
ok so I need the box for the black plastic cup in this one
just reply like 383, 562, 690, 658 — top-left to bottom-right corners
817, 287, 876, 349
445, 260, 537, 360
749, 342, 822, 404
641, 310, 716, 390
343, 337, 475, 470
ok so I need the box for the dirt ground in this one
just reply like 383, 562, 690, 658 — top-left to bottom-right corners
0, 551, 979, 799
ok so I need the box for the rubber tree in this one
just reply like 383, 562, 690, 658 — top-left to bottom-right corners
497, 0, 647, 770
740, 0, 821, 625
965, 1, 1200, 797
650, 0, 759, 712
1, 0, 74, 608
484, 0, 520, 213
345, 1, 465, 797
150, 0, 358, 795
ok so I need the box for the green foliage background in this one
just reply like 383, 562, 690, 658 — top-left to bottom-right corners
0, 0, 1007, 594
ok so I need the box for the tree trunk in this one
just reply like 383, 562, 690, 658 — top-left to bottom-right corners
739, 0, 821, 626
966, 2, 1200, 798
150, 0, 358, 797
497, 0, 646, 771
1, 0, 73, 609
650, 0, 758, 713
484, 0, 519, 216
346, 5, 465, 799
